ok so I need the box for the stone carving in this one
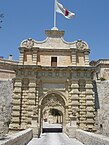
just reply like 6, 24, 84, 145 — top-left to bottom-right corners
42, 94, 64, 107
71, 108, 78, 119
79, 80, 86, 92
22, 79, 29, 86
21, 38, 34, 48
72, 109, 76, 117
76, 40, 87, 50
33, 106, 38, 116
76, 40, 84, 50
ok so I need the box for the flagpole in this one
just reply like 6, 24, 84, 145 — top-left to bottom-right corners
54, 0, 56, 28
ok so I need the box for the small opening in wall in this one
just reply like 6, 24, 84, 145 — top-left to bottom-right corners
100, 124, 102, 128
51, 57, 57, 67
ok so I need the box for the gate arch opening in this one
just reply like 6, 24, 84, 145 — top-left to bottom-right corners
39, 92, 66, 133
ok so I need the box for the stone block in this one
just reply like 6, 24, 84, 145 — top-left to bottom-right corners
76, 129, 109, 145
66, 125, 77, 138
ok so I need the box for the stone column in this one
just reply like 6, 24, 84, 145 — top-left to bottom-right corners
85, 80, 95, 131
84, 51, 89, 66
71, 49, 76, 66
9, 79, 22, 130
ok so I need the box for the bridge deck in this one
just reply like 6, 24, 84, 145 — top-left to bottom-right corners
28, 133, 83, 145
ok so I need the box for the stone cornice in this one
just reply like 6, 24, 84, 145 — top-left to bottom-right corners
38, 48, 72, 52
16, 65, 95, 72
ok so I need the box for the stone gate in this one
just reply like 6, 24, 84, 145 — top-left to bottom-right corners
9, 29, 96, 135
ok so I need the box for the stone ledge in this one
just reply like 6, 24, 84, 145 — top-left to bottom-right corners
0, 128, 33, 145
76, 129, 109, 145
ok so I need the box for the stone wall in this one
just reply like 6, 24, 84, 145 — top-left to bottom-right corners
76, 129, 109, 145
95, 81, 109, 136
0, 80, 13, 125
0, 128, 33, 145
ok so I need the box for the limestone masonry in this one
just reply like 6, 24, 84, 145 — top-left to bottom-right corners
0, 29, 109, 138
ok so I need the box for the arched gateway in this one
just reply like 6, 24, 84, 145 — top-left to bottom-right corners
9, 29, 96, 137
39, 91, 66, 133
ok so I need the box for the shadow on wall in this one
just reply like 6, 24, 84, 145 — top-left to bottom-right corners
93, 81, 100, 110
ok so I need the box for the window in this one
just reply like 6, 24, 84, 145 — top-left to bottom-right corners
51, 57, 57, 67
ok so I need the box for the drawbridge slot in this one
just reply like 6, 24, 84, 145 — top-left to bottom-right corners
42, 127, 62, 133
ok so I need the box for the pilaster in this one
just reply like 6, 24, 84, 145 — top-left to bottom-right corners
32, 50, 38, 65
67, 79, 72, 123
20, 89, 29, 129
27, 79, 37, 125
69, 80, 79, 125
84, 51, 89, 66
79, 92, 87, 129
9, 79, 22, 129
85, 80, 95, 131
71, 49, 76, 66
19, 48, 24, 65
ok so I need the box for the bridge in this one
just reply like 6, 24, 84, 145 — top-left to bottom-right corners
28, 123, 83, 145
1, 123, 109, 145
28, 133, 83, 145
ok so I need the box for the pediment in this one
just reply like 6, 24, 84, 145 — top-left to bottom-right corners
20, 30, 89, 51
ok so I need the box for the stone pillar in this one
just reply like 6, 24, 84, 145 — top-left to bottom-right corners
70, 80, 79, 125
85, 80, 95, 131
79, 92, 87, 130
31, 106, 39, 138
36, 81, 39, 108
84, 51, 89, 66
33, 50, 38, 65
20, 89, 29, 129
9, 79, 22, 130
27, 79, 37, 125
71, 49, 76, 66
19, 48, 24, 65
67, 79, 72, 123
78, 79, 87, 130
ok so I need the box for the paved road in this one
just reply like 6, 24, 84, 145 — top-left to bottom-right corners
28, 133, 83, 145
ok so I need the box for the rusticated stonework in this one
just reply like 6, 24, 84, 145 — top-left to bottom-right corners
9, 29, 96, 134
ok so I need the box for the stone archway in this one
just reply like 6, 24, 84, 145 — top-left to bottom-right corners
39, 92, 66, 133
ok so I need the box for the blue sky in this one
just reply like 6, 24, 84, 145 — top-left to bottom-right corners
0, 0, 109, 61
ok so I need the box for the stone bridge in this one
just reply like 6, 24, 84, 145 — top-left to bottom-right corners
1, 127, 109, 145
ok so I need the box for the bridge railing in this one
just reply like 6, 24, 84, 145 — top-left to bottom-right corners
76, 129, 109, 145
0, 128, 33, 145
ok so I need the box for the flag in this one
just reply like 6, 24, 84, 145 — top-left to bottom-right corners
56, 1, 75, 19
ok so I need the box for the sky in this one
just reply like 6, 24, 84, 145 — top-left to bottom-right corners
0, 0, 109, 61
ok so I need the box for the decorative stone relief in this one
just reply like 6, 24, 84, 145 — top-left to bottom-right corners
22, 79, 29, 86
21, 38, 34, 49
33, 106, 38, 116
41, 94, 65, 107
76, 40, 88, 50
79, 80, 86, 92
